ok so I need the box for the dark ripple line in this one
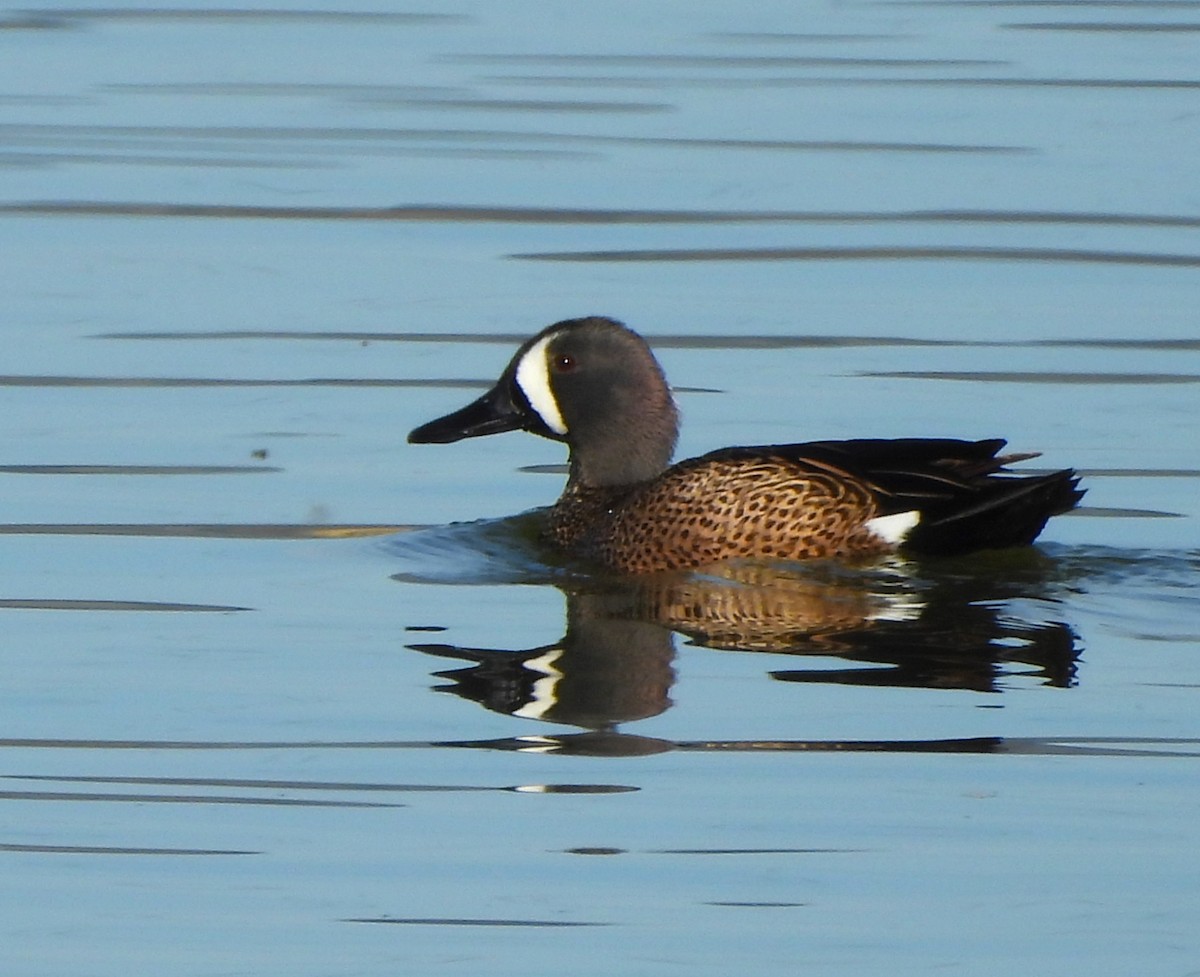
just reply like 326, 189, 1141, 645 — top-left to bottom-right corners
8, 202, 1199, 226
1065, 468, 1200, 478
0, 372, 711, 394
1040, 338, 1200, 350
345, 916, 607, 927
0, 523, 414, 539
0, 843, 257, 855
106, 82, 467, 96
0, 375, 486, 389
0, 464, 278, 475
12, 9, 464, 24
710, 31, 906, 41
6, 774, 494, 792
343, 95, 669, 113
0, 151, 322, 169
0, 789, 401, 807
706, 901, 809, 907
2, 146, 591, 164
0, 599, 249, 612
99, 329, 948, 347
1076, 506, 1183, 518
95, 330, 1200, 351
779, 75, 1200, 89
513, 245, 1200, 267
674, 737, 1200, 757
3, 735, 1198, 757
483, 71, 1200, 90
0, 124, 1023, 155
650, 848, 851, 855
0, 94, 83, 105
1006, 20, 1200, 29
444, 53, 1003, 68
868, 370, 1200, 384
0, 737, 444, 749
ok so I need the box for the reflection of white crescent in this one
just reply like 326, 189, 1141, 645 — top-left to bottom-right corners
513, 648, 566, 720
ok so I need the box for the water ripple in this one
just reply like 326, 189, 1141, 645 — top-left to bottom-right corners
9, 202, 1199, 226
513, 245, 1200, 266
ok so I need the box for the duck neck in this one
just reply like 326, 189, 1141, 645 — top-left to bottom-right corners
565, 404, 678, 489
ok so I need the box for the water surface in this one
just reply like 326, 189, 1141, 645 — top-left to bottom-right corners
2, 3, 1198, 975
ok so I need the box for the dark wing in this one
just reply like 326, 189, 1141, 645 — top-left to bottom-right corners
703, 438, 1085, 555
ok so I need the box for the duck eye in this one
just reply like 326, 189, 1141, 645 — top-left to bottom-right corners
553, 353, 577, 373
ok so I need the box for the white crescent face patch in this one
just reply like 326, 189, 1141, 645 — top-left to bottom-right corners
514, 333, 569, 436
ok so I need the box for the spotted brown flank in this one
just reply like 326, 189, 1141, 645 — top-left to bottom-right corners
549, 455, 893, 574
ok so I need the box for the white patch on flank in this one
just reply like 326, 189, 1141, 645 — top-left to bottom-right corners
512, 649, 565, 721
514, 334, 568, 435
865, 509, 921, 545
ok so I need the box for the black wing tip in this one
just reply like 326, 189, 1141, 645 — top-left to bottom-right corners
904, 467, 1085, 556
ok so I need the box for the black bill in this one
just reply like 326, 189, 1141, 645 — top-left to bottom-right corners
408, 381, 530, 445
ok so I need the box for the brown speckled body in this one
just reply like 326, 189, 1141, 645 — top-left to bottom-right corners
549, 452, 892, 574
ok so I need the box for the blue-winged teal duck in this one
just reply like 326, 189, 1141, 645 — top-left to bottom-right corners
409, 316, 1084, 574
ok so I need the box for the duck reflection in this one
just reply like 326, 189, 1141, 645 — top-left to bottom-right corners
408, 555, 1080, 731
414, 600, 676, 729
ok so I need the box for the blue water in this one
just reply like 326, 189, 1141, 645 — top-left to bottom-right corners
2, 3, 1199, 975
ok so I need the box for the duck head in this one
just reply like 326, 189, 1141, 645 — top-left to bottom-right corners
408, 316, 680, 487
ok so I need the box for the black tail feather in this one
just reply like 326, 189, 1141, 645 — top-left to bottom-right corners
904, 469, 1085, 555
